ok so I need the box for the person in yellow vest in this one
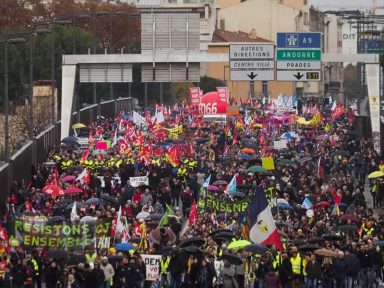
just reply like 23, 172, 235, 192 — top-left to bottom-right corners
177, 164, 188, 183
85, 249, 98, 266
159, 254, 171, 287
30, 254, 41, 288
362, 221, 375, 237
290, 246, 302, 288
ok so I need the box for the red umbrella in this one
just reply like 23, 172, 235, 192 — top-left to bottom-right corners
315, 201, 331, 208
340, 214, 360, 222
42, 185, 64, 198
64, 187, 83, 195
62, 175, 76, 182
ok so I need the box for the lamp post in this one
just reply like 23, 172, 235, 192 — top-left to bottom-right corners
1, 37, 26, 161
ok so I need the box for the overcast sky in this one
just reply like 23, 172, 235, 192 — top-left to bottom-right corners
308, 0, 383, 10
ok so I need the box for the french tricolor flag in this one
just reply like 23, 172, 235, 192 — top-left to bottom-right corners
248, 186, 284, 251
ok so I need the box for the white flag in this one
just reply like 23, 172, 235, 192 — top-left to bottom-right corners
71, 202, 78, 222
76, 169, 87, 182
116, 206, 125, 233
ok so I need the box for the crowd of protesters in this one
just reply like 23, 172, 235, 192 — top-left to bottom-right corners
0, 101, 383, 288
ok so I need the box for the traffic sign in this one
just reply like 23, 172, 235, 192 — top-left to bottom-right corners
276, 70, 321, 81
229, 44, 274, 60
276, 61, 321, 70
277, 49, 321, 61
277, 32, 321, 48
230, 70, 275, 81
230, 60, 274, 69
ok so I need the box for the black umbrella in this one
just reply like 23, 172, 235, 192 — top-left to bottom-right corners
210, 229, 234, 237
244, 244, 267, 254
61, 136, 78, 144
179, 237, 206, 248
159, 246, 175, 255
213, 232, 236, 241
47, 216, 65, 224
48, 250, 68, 260
100, 194, 118, 204
307, 237, 324, 243
291, 239, 306, 246
337, 225, 357, 232
180, 246, 205, 259
299, 244, 320, 252
322, 234, 343, 241
67, 255, 86, 265
213, 237, 229, 244
221, 252, 243, 266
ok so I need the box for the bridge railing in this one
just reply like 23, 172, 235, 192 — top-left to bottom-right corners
0, 97, 133, 203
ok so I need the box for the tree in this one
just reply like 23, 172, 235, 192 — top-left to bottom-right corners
198, 76, 224, 93
344, 64, 359, 102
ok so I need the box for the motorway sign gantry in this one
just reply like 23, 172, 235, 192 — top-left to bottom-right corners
276, 70, 321, 81
276, 32, 322, 82
230, 70, 275, 81
229, 43, 275, 81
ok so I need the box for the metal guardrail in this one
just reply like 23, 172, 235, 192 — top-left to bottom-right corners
0, 97, 133, 204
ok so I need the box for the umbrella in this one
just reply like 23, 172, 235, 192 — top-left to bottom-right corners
368, 171, 384, 179
315, 201, 331, 208
47, 216, 65, 224
115, 243, 136, 251
62, 175, 76, 182
207, 185, 220, 191
64, 187, 83, 195
291, 239, 306, 246
136, 211, 150, 220
314, 249, 338, 258
210, 229, 234, 237
244, 244, 267, 254
72, 123, 86, 129
247, 166, 267, 173
67, 255, 86, 265
85, 198, 100, 205
179, 237, 206, 248
145, 213, 163, 221
221, 252, 243, 266
228, 240, 252, 250
61, 136, 78, 145
300, 244, 320, 252
322, 234, 343, 241
42, 185, 64, 198
213, 180, 228, 186
100, 194, 118, 204
277, 203, 294, 210
307, 237, 324, 243
66, 202, 86, 210
212, 232, 236, 240
80, 216, 97, 223
337, 225, 357, 232
149, 228, 176, 245
182, 246, 205, 258
299, 156, 312, 163
231, 192, 246, 198
44, 161, 56, 166
238, 154, 254, 160
241, 148, 256, 154
374, 241, 384, 247
277, 159, 295, 166
159, 246, 175, 255
277, 198, 289, 205
315, 134, 328, 141
340, 214, 360, 222
92, 149, 107, 156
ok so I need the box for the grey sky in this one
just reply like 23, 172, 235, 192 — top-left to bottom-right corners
308, 0, 384, 10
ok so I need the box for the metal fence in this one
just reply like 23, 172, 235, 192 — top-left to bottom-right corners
0, 97, 133, 204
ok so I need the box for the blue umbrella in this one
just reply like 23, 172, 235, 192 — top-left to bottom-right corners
277, 203, 294, 210
115, 243, 136, 251
280, 132, 298, 140
238, 154, 254, 160
85, 198, 100, 205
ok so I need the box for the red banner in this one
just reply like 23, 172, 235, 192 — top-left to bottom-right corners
199, 91, 228, 115
217, 87, 229, 103
189, 87, 202, 105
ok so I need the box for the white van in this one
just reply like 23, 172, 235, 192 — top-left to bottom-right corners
203, 114, 227, 125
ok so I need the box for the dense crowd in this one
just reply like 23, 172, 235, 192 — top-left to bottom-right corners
0, 102, 383, 288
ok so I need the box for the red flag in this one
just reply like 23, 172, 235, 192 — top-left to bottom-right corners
348, 108, 355, 123
134, 222, 142, 237
0, 224, 9, 252
331, 104, 345, 120
166, 146, 180, 167
189, 201, 197, 225
188, 142, 194, 158
81, 149, 89, 162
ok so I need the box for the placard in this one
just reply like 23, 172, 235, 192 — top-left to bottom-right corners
273, 140, 287, 150
130, 176, 149, 187
141, 254, 162, 281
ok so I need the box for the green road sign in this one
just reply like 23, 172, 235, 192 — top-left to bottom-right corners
277, 49, 321, 61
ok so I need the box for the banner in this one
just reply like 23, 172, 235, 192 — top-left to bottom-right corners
199, 92, 228, 115
189, 87, 201, 105
273, 140, 287, 150
130, 176, 149, 187
141, 254, 162, 281
198, 191, 249, 213
167, 125, 183, 139
262, 157, 275, 170
367, 64, 381, 154
13, 217, 112, 249
217, 87, 229, 103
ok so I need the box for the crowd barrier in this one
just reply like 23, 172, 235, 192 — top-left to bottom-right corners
0, 97, 133, 204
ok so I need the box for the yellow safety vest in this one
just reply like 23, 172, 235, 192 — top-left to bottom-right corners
160, 258, 171, 274
273, 252, 281, 269
303, 259, 307, 276
31, 259, 39, 276
290, 255, 302, 275
85, 252, 97, 264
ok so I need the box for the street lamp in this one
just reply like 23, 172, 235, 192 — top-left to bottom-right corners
1, 36, 26, 161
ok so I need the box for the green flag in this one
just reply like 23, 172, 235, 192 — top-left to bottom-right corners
158, 204, 175, 228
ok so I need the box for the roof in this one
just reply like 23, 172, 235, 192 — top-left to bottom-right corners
212, 29, 272, 44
